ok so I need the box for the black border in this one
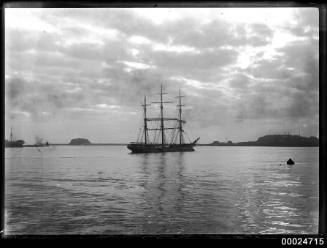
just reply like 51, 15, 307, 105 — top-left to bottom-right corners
1, 1, 326, 242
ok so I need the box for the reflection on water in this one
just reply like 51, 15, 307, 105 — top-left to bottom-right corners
5, 146, 319, 234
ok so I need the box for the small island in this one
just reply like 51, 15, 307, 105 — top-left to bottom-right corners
208, 134, 319, 147
5, 139, 25, 147
69, 138, 91, 145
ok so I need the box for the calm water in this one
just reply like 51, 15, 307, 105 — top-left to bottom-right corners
5, 146, 319, 235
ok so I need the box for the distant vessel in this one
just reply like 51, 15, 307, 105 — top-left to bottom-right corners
127, 85, 200, 153
287, 158, 295, 165
33, 136, 50, 147
34, 141, 50, 147
5, 128, 24, 147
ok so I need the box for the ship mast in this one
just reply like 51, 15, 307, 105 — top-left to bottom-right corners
177, 89, 185, 145
150, 85, 189, 146
159, 85, 166, 147
10, 127, 13, 142
151, 84, 174, 147
142, 96, 150, 144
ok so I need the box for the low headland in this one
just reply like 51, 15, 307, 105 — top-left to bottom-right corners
202, 134, 319, 147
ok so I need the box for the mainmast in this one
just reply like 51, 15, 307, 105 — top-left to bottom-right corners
142, 96, 150, 144
151, 84, 173, 147
10, 127, 13, 142
148, 85, 189, 146
177, 89, 185, 145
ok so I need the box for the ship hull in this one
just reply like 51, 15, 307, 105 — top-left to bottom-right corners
127, 143, 195, 153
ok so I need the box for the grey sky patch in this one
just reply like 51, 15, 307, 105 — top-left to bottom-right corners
228, 73, 251, 90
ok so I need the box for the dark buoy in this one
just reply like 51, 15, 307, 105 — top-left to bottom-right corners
287, 158, 295, 165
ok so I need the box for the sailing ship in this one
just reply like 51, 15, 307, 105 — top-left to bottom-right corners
5, 127, 24, 147
127, 85, 200, 153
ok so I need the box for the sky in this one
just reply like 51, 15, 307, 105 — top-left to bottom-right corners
5, 8, 319, 144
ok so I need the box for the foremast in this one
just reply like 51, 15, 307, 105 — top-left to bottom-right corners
142, 96, 150, 144
10, 127, 13, 142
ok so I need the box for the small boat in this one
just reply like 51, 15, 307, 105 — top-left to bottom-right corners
34, 141, 50, 147
127, 85, 200, 153
287, 158, 295, 165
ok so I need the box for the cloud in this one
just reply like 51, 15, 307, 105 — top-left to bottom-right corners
287, 8, 319, 38
250, 23, 273, 38
5, 8, 319, 142
228, 73, 251, 90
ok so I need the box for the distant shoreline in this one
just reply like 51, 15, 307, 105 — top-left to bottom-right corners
196, 144, 319, 147
27, 143, 127, 146
19, 143, 319, 147
10, 134, 318, 148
